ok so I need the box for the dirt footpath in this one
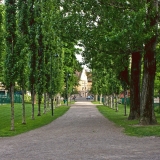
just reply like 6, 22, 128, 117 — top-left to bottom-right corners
0, 101, 160, 160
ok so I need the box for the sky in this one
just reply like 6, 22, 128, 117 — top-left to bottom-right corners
76, 54, 90, 71
76, 54, 83, 63
75, 45, 88, 69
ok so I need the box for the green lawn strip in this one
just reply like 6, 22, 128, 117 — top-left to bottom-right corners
0, 103, 70, 137
92, 101, 102, 104
97, 105, 160, 137
69, 100, 76, 104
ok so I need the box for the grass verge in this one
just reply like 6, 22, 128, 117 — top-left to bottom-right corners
97, 104, 160, 137
92, 101, 102, 104
0, 103, 70, 137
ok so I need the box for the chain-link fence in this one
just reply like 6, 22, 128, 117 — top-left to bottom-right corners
0, 93, 22, 104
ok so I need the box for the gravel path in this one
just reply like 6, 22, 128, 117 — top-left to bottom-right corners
0, 100, 160, 160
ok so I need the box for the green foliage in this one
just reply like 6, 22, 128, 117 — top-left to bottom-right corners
16, 0, 29, 89
0, 4, 4, 82
28, 0, 38, 91
4, 0, 17, 87
24, 93, 31, 103
154, 104, 160, 114
35, 0, 45, 102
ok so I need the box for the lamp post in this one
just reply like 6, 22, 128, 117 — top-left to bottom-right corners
50, 53, 59, 116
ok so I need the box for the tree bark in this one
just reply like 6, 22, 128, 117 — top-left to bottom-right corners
43, 92, 46, 114
115, 94, 118, 112
159, 90, 160, 112
53, 96, 55, 109
124, 87, 127, 116
22, 87, 26, 124
128, 51, 141, 120
94, 94, 98, 101
31, 88, 35, 120
10, 84, 14, 131
108, 95, 110, 107
37, 96, 41, 116
140, 45, 157, 124
99, 94, 102, 104
110, 95, 112, 108
103, 95, 107, 106
112, 93, 115, 109
51, 95, 54, 116
105, 96, 108, 106
47, 92, 50, 111
140, 0, 158, 125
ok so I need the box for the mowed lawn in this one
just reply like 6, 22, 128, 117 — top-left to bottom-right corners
0, 103, 70, 137
96, 104, 160, 137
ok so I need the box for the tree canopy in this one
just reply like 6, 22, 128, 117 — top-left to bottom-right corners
0, 0, 159, 126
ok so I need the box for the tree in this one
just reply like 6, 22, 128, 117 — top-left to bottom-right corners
28, 0, 38, 120
40, 0, 56, 113
128, 51, 141, 120
0, 4, 4, 82
59, 0, 160, 125
140, 0, 159, 125
35, 0, 45, 116
16, 0, 29, 124
4, 0, 17, 130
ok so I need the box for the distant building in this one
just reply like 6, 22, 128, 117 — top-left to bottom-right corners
0, 82, 7, 95
119, 90, 130, 98
75, 68, 92, 97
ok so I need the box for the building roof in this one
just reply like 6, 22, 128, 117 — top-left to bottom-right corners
75, 68, 92, 82
80, 68, 88, 82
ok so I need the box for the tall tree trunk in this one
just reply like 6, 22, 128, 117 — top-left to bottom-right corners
5, 0, 16, 131
31, 88, 35, 120
140, 0, 158, 125
34, 93, 36, 104
53, 96, 55, 109
37, 96, 41, 116
99, 94, 102, 104
108, 95, 111, 108
51, 94, 54, 116
110, 95, 113, 108
105, 96, 108, 106
94, 94, 98, 101
22, 87, 26, 124
128, 51, 141, 120
124, 87, 127, 116
140, 45, 157, 124
43, 92, 46, 114
159, 90, 160, 112
47, 92, 50, 111
115, 94, 118, 112
108, 95, 110, 107
112, 93, 115, 109
103, 95, 107, 106
10, 84, 14, 131
56, 96, 58, 107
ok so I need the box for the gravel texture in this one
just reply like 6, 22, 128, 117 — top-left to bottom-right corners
0, 98, 160, 160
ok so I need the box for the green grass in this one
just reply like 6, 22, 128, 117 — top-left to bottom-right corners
97, 104, 160, 137
92, 101, 102, 104
0, 103, 70, 137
